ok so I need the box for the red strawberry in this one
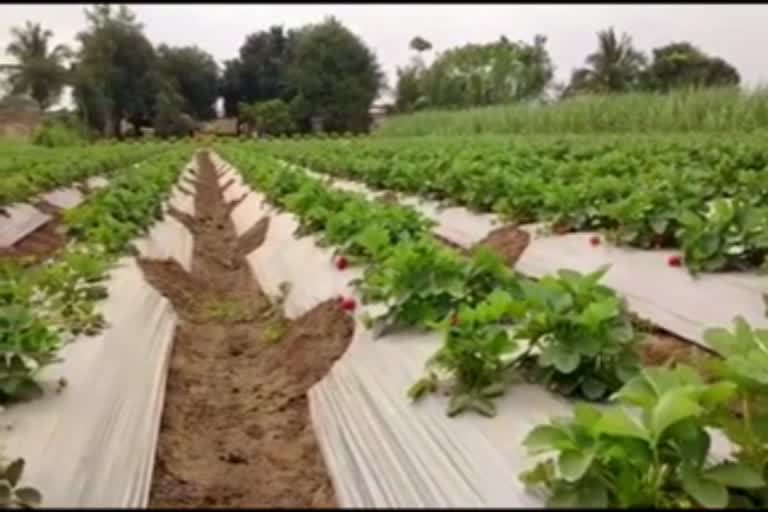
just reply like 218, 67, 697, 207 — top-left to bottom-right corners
668, 255, 683, 267
336, 256, 349, 270
589, 235, 601, 247
340, 297, 356, 312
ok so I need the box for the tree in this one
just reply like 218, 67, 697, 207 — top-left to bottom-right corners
409, 36, 432, 53
153, 81, 196, 137
285, 17, 384, 133
156, 44, 219, 121
219, 59, 243, 118
73, 4, 158, 138
640, 42, 740, 92
240, 98, 295, 136
394, 64, 424, 113
568, 27, 646, 94
402, 34, 554, 110
238, 26, 292, 104
4, 21, 71, 110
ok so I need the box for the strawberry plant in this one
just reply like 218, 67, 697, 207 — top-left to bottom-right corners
703, 318, 768, 506
409, 289, 520, 417
0, 458, 42, 508
520, 365, 761, 508
678, 198, 768, 273
241, 133, 768, 274
357, 239, 520, 332
0, 305, 61, 401
509, 267, 640, 401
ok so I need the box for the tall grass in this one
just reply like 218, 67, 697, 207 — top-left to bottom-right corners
376, 87, 768, 136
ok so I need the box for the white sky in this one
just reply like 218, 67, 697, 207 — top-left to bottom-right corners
1, 3, 766, 108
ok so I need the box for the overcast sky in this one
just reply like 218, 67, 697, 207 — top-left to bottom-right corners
1, 3, 766, 106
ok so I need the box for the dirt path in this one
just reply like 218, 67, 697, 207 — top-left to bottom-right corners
140, 150, 353, 508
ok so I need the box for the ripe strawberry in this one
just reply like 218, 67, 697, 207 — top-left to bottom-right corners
589, 235, 601, 247
340, 297, 356, 312
668, 255, 683, 267
336, 256, 349, 270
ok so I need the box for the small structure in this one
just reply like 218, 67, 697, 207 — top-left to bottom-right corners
368, 102, 394, 130
200, 117, 239, 137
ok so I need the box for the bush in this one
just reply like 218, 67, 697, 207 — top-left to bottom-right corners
32, 117, 88, 147
240, 99, 296, 137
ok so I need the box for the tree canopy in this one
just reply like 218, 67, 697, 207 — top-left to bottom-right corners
564, 28, 741, 97
641, 42, 740, 92
4, 21, 71, 110
285, 17, 385, 132
156, 44, 219, 121
395, 34, 554, 111
566, 28, 646, 96
73, 4, 158, 137
2, 4, 749, 138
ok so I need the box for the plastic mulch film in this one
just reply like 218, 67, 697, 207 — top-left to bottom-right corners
213, 156, 738, 508
1, 178, 112, 248
41, 187, 85, 210
0, 167, 196, 507
215, 161, 363, 318
0, 203, 51, 247
1, 258, 178, 507
286, 168, 768, 352
515, 226, 768, 349
211, 157, 557, 506
87, 176, 110, 190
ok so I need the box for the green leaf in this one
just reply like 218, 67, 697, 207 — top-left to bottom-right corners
703, 327, 739, 355
651, 388, 702, 439
651, 217, 669, 235
581, 378, 608, 400
4, 459, 23, 487
682, 469, 728, 508
595, 408, 649, 441
447, 394, 471, 417
704, 462, 765, 489
14, 487, 42, 507
523, 425, 570, 453
540, 344, 581, 374
469, 397, 497, 417
614, 373, 656, 408
0, 482, 11, 504
573, 403, 602, 429
558, 449, 594, 482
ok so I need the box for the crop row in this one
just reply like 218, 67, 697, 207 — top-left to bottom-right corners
1, 147, 192, 506
0, 141, 179, 210
248, 135, 768, 274
2, 147, 192, 404
217, 145, 768, 508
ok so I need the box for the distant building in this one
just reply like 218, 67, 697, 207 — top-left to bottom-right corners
201, 117, 239, 136
369, 102, 394, 130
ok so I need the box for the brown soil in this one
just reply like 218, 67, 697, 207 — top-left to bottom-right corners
473, 225, 531, 267
633, 311, 717, 369
236, 217, 270, 256
377, 190, 400, 204
0, 201, 67, 262
142, 150, 352, 508
433, 233, 467, 253
432, 224, 531, 270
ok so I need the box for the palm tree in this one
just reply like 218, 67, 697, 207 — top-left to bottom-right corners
5, 21, 72, 110
569, 28, 646, 95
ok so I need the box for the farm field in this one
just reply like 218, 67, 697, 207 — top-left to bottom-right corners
3, 133, 768, 508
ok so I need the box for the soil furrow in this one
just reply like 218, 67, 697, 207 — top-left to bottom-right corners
0, 200, 67, 262
140, 150, 352, 508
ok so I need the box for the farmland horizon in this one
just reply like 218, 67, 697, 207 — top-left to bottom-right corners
1, 3, 768, 112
